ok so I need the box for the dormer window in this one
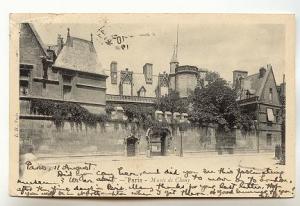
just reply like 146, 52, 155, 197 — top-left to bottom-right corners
137, 86, 146, 97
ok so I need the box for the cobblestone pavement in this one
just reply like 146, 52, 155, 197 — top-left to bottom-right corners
34, 152, 280, 169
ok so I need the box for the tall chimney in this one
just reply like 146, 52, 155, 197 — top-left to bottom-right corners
259, 67, 266, 78
110, 61, 118, 84
232, 70, 248, 89
143, 63, 153, 84
57, 34, 64, 55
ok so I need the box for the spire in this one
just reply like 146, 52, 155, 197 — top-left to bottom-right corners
90, 33, 93, 43
170, 25, 179, 63
170, 44, 178, 63
67, 28, 70, 37
176, 24, 179, 58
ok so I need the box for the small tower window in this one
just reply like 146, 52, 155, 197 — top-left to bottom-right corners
269, 88, 273, 102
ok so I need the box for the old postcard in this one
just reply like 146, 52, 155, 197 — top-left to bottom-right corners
9, 13, 295, 198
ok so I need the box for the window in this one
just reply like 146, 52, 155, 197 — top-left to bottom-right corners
137, 86, 146, 97
276, 109, 280, 122
122, 83, 131, 96
139, 90, 145, 97
20, 69, 30, 78
160, 86, 168, 96
19, 64, 32, 96
62, 74, 73, 100
20, 81, 29, 96
63, 85, 72, 100
62, 75, 72, 84
267, 108, 275, 122
267, 134, 272, 146
269, 88, 273, 102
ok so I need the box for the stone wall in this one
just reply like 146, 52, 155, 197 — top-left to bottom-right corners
19, 116, 278, 157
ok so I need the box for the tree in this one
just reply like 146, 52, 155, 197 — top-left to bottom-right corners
155, 90, 188, 113
122, 104, 155, 129
105, 103, 115, 115
190, 77, 258, 151
189, 78, 244, 151
190, 78, 240, 131
205, 71, 220, 84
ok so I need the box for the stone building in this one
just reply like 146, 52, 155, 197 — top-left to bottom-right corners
19, 23, 107, 116
233, 65, 283, 151
19, 24, 283, 157
168, 46, 208, 98
106, 45, 208, 105
106, 61, 169, 105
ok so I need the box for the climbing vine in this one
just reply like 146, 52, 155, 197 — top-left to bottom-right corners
30, 99, 108, 129
122, 103, 184, 131
122, 104, 155, 130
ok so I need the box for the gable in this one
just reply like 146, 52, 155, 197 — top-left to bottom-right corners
138, 86, 146, 92
20, 24, 47, 62
259, 69, 280, 106
21, 24, 47, 56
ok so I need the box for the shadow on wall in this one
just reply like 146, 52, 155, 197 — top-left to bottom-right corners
18, 118, 278, 156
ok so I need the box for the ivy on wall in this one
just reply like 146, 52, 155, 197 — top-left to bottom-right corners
30, 99, 108, 129
122, 104, 155, 130
122, 104, 185, 132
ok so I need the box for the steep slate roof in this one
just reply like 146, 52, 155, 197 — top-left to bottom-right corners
53, 36, 105, 75
239, 67, 271, 100
26, 23, 48, 56
132, 73, 158, 97
106, 69, 161, 97
106, 66, 164, 97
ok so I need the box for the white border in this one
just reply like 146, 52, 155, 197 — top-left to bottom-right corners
1, 0, 299, 205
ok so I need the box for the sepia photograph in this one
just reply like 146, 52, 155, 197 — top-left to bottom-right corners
9, 13, 295, 198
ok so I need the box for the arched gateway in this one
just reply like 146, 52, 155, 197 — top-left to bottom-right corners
145, 127, 173, 156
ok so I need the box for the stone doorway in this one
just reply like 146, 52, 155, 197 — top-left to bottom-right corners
146, 127, 172, 156
126, 136, 138, 156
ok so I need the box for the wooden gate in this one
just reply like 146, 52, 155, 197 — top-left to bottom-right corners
126, 137, 137, 156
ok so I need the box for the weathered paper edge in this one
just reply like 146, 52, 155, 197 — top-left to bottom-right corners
8, 13, 296, 197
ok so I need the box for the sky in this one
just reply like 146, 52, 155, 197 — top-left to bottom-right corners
33, 18, 286, 84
